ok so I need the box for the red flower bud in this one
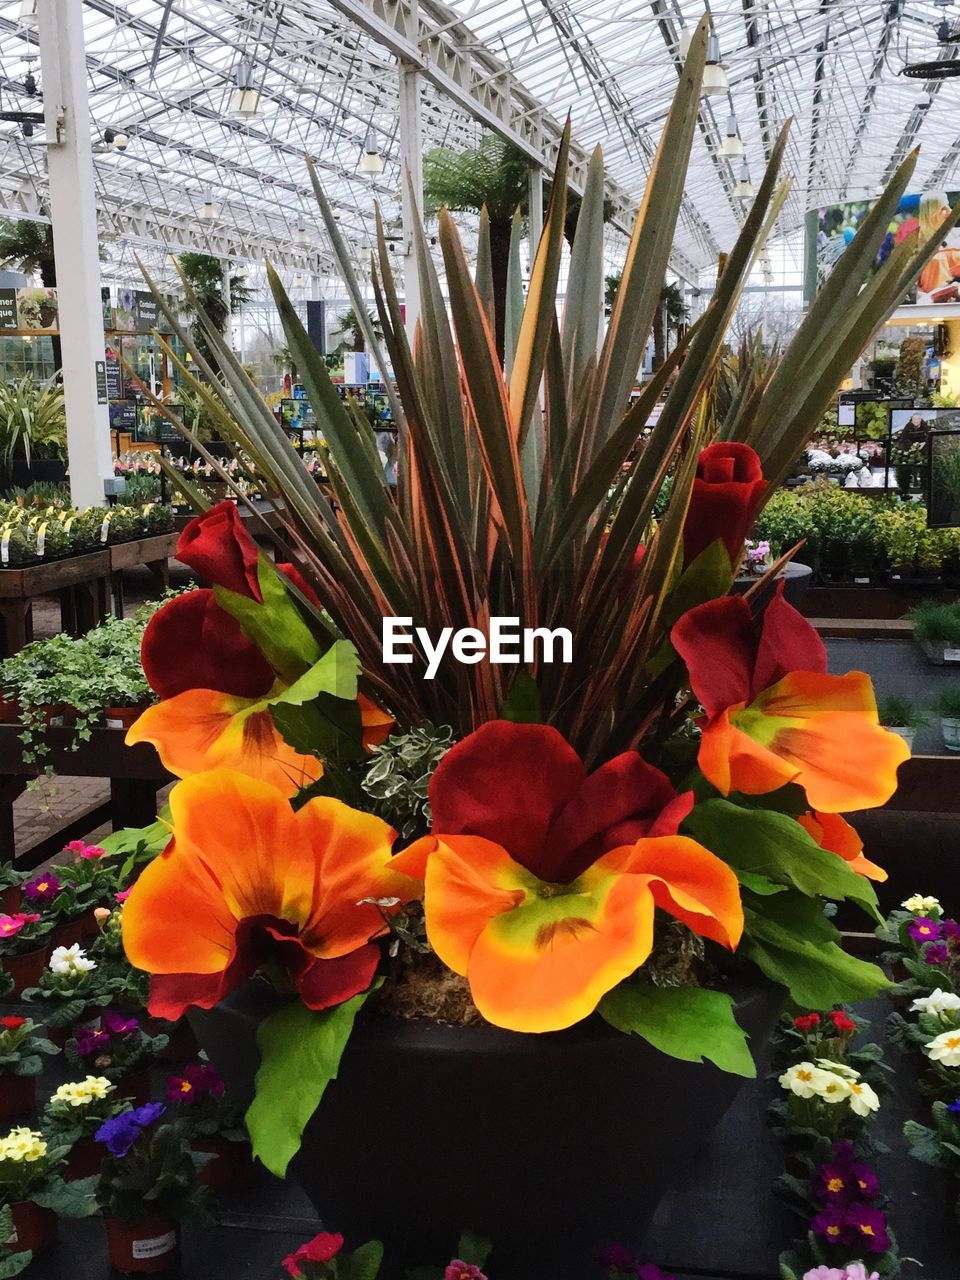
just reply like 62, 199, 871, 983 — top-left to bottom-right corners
682, 442, 767, 568
0, 1015, 27, 1029
793, 1012, 821, 1032
829, 1009, 856, 1034
177, 500, 262, 599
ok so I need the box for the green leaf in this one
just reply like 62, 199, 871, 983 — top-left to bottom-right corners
272, 640, 360, 709
737, 871, 787, 896
246, 987, 373, 1176
498, 670, 541, 724
598, 982, 756, 1077
903, 1120, 953, 1169
684, 799, 880, 921
214, 556, 322, 682
0, 1251, 32, 1279
340, 1240, 385, 1280
271, 691, 365, 767
456, 1230, 493, 1269
742, 892, 889, 1008
31, 1175, 98, 1218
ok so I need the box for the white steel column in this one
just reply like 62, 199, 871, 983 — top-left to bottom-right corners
398, 60, 423, 344
528, 166, 544, 269
222, 261, 232, 347
37, 0, 114, 509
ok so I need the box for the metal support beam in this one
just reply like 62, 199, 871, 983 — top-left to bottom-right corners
528, 165, 543, 267
37, 0, 113, 509
222, 260, 232, 348
398, 58, 423, 344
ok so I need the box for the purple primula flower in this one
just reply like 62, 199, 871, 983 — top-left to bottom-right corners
815, 1160, 854, 1202
595, 1244, 638, 1274
76, 1030, 111, 1056
942, 919, 960, 941
444, 1264, 487, 1280
924, 942, 950, 967
844, 1203, 890, 1254
908, 918, 942, 943
103, 1012, 138, 1036
851, 1162, 881, 1200
947, 1098, 960, 1115
811, 1204, 850, 1246
95, 1102, 164, 1158
23, 873, 61, 902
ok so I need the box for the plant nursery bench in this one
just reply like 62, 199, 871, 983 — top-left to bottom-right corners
0, 550, 112, 658
108, 531, 179, 617
0, 723, 171, 869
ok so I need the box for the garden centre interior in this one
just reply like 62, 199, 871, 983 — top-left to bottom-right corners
8, 2, 960, 1279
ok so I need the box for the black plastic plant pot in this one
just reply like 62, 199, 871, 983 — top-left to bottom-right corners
191, 980, 781, 1279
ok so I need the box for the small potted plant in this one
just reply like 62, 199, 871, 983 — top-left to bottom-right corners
0, 912, 54, 996
0, 865, 23, 915
281, 1232, 384, 1280
55, 841, 120, 937
933, 686, 960, 752
67, 1013, 168, 1105
21, 869, 88, 948
908, 600, 960, 665
164, 1062, 254, 1192
0, 1017, 58, 1123
43, 1076, 125, 1181
876, 695, 927, 755
0, 1125, 95, 1258
95, 1103, 210, 1273
22, 944, 120, 1045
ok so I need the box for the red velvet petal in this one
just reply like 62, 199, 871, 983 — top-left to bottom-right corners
539, 754, 696, 883
751, 582, 826, 695
295, 943, 380, 1010
428, 721, 584, 876
177, 500, 262, 599
683, 442, 767, 566
278, 562, 321, 608
147, 971, 226, 1021
140, 590, 274, 700
671, 596, 756, 718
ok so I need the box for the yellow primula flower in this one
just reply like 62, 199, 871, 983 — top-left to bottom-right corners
0, 1127, 46, 1162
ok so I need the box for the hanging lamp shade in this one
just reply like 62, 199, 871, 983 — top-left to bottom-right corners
19, 0, 38, 26
734, 160, 754, 200
358, 127, 384, 175
677, 27, 692, 57
199, 195, 219, 220
230, 59, 261, 119
294, 225, 309, 245
721, 113, 744, 157
703, 35, 728, 94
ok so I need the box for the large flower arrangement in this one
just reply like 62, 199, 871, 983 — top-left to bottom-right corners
116, 24, 947, 1184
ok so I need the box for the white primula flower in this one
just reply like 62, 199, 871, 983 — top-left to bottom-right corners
847, 1079, 881, 1116
902, 894, 942, 915
910, 988, 960, 1020
813, 1073, 853, 1105
815, 1059, 860, 1080
48, 944, 96, 976
779, 1062, 835, 1099
926, 1029, 960, 1067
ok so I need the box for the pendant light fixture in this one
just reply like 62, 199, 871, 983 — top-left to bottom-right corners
358, 126, 384, 175
332, 206, 343, 220
703, 35, 728, 94
734, 160, 754, 200
721, 113, 744, 157
235, 264, 250, 279
19, 0, 38, 27
230, 59, 261, 119
199, 193, 218, 220
677, 26, 692, 58
294, 225, 309, 245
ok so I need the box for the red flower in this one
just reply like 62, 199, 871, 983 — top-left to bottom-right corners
177, 501, 262, 600
682, 442, 768, 568
140, 589, 274, 701
0, 1016, 27, 1030
282, 1232, 344, 1277
829, 1009, 856, 1034
793, 1013, 820, 1033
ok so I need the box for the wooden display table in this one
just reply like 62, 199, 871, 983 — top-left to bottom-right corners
0, 723, 171, 869
108, 531, 178, 616
0, 550, 112, 658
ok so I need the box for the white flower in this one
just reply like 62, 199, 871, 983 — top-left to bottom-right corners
926, 1029, 960, 1067
813, 1073, 853, 1105
902, 894, 941, 915
910, 988, 960, 1020
779, 1062, 835, 1099
847, 1079, 881, 1116
816, 1059, 860, 1079
48, 944, 96, 976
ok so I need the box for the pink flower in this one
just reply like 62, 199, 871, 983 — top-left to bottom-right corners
0, 912, 40, 937
78, 845, 105, 860
64, 840, 87, 854
444, 1265, 487, 1280
114, 890, 131, 904
282, 1233, 344, 1278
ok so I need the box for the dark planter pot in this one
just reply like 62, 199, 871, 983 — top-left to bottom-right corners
103, 706, 143, 730
52, 918, 85, 948
0, 1072, 36, 1122
733, 561, 812, 611
0, 696, 20, 724
105, 1215, 178, 1274
115, 1068, 152, 1107
2, 946, 49, 997
141, 1016, 198, 1062
192, 1136, 257, 1192
0, 883, 21, 913
191, 980, 781, 1278
9, 1201, 56, 1256
65, 1134, 103, 1181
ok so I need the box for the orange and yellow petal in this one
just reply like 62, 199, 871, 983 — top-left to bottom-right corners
127, 688, 322, 796
698, 707, 797, 797
359, 694, 394, 751
596, 835, 744, 950
798, 811, 888, 883
464, 869, 657, 1033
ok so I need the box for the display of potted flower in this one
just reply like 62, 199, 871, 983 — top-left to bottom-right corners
933, 686, 960, 752
875, 695, 927, 754
94, 1103, 209, 1273
43, 1076, 125, 1182
21, 944, 120, 1044
67, 1012, 167, 1104
0, 865, 23, 916
0, 912, 54, 996
0, 1125, 96, 1259
907, 600, 960, 666
0, 1017, 58, 1123
281, 1232, 383, 1280
20, 869, 90, 948
55, 840, 120, 935
876, 893, 958, 1001
164, 1061, 255, 1191
102, 25, 946, 1274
